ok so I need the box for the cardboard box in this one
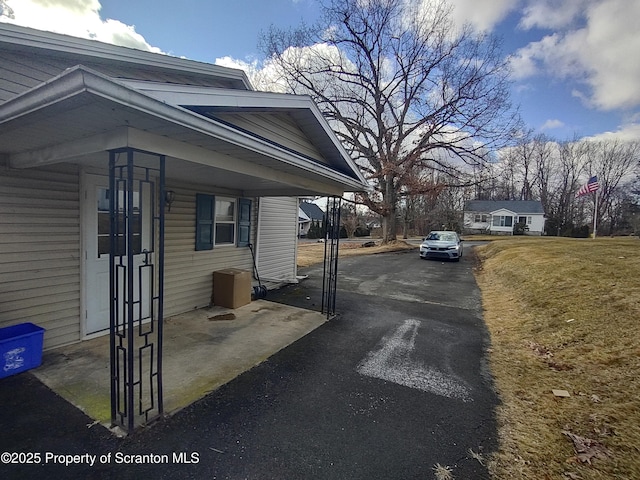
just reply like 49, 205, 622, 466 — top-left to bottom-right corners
212, 269, 251, 309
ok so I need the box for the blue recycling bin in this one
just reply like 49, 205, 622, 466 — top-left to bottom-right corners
0, 323, 45, 379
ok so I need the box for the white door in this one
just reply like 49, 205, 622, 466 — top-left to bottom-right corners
83, 174, 153, 335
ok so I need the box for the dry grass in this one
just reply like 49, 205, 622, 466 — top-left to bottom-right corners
296, 239, 416, 268
433, 463, 455, 480
474, 237, 640, 479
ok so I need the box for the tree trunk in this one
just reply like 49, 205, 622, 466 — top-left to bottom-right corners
381, 178, 397, 243
382, 212, 397, 243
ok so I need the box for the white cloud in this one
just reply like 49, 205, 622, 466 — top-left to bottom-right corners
0, 0, 162, 53
519, 0, 586, 30
215, 56, 275, 91
585, 123, 640, 143
511, 0, 640, 111
447, 0, 518, 32
540, 119, 565, 130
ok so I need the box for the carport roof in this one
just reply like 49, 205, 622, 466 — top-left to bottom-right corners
0, 64, 369, 197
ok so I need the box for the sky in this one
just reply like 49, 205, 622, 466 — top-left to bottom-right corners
2, 0, 639, 143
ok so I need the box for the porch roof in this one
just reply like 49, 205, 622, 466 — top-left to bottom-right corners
0, 65, 369, 197
490, 208, 517, 216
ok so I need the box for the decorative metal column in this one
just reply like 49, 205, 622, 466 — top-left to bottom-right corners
321, 196, 342, 318
109, 149, 165, 433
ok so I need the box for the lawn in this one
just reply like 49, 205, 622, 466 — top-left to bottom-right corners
299, 235, 640, 479
474, 237, 640, 479
296, 239, 416, 268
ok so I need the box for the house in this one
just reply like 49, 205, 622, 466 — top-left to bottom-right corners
0, 24, 367, 430
463, 200, 546, 235
299, 201, 325, 237
298, 207, 311, 237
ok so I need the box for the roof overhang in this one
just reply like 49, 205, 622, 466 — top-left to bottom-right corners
0, 66, 369, 197
120, 80, 366, 182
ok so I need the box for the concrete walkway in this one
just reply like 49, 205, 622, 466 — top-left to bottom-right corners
32, 300, 326, 429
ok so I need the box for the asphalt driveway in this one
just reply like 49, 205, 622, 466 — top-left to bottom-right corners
1, 248, 497, 479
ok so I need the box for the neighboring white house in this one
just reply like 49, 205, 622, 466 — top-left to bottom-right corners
299, 201, 326, 237
0, 23, 368, 350
298, 207, 312, 237
463, 200, 546, 235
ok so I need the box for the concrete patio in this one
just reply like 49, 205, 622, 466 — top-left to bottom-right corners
31, 299, 326, 432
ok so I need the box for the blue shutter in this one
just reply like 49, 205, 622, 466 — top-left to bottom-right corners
237, 198, 251, 247
195, 194, 215, 250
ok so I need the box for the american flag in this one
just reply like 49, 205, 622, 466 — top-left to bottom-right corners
576, 176, 599, 197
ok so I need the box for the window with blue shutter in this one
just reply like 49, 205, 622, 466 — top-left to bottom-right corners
237, 198, 251, 247
195, 194, 214, 250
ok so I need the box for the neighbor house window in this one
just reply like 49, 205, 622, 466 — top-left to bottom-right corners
475, 214, 489, 223
492, 215, 513, 227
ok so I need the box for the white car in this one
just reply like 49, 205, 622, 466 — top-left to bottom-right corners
419, 231, 463, 261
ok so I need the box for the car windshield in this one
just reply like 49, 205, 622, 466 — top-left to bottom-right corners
427, 232, 457, 242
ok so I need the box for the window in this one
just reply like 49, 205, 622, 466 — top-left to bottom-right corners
195, 195, 251, 249
215, 197, 236, 245
474, 214, 489, 223
492, 215, 513, 227
97, 188, 142, 256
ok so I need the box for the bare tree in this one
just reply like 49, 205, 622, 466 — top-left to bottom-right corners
532, 134, 555, 213
0, 1, 14, 19
586, 140, 640, 235
260, 0, 520, 243
340, 201, 360, 238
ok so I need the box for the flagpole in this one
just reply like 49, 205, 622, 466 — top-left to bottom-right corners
593, 189, 598, 238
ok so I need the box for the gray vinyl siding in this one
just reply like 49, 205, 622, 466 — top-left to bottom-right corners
214, 112, 327, 165
0, 49, 238, 104
0, 162, 81, 349
255, 197, 298, 284
163, 181, 257, 316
